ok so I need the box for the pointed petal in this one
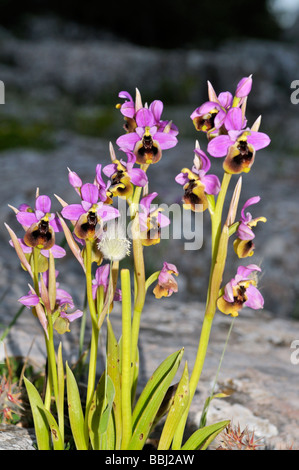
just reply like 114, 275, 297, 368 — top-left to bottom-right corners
175, 171, 189, 186
68, 169, 82, 189
194, 148, 211, 173
251, 115, 262, 132
121, 102, 135, 118
18, 292, 40, 307
235, 75, 253, 98
217, 91, 233, 109
207, 135, 232, 157
34, 301, 49, 338
81, 201, 93, 212
223, 281, 235, 303
150, 100, 163, 122
39, 273, 51, 313
56, 288, 74, 308
237, 222, 255, 241
35, 195, 51, 214
247, 131, 271, 151
61, 204, 85, 221
116, 132, 140, 151
196, 101, 221, 115
162, 262, 178, 275
95, 264, 110, 288
225, 107, 244, 131
241, 196, 261, 221
237, 264, 261, 279
49, 216, 63, 232
140, 192, 158, 213
244, 284, 264, 309
5, 224, 33, 277
54, 194, 69, 208
81, 183, 99, 204
9, 238, 32, 254
214, 108, 227, 129
157, 211, 170, 228
41, 245, 66, 258
119, 90, 133, 101
135, 88, 143, 112
60, 309, 83, 322
154, 132, 178, 150
207, 81, 219, 103
201, 174, 221, 195
129, 168, 148, 187
136, 108, 155, 127
97, 204, 120, 222
16, 211, 37, 227
103, 163, 118, 178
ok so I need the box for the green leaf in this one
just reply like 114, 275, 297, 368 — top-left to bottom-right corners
88, 372, 105, 450
57, 342, 65, 441
158, 361, 190, 450
131, 346, 139, 406
88, 372, 115, 449
181, 420, 230, 450
99, 376, 115, 434
107, 318, 122, 449
128, 348, 184, 450
66, 362, 88, 450
23, 377, 50, 450
199, 392, 229, 428
43, 409, 64, 450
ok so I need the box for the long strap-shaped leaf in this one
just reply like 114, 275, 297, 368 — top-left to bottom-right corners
88, 371, 115, 450
158, 361, 190, 450
128, 348, 184, 450
66, 362, 89, 450
23, 377, 51, 450
181, 420, 230, 450
43, 409, 64, 450
107, 318, 122, 449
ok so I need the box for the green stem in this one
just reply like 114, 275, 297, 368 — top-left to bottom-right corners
130, 214, 146, 386
84, 239, 99, 434
32, 247, 40, 294
199, 317, 235, 427
45, 313, 59, 418
172, 172, 232, 449
211, 172, 231, 261
79, 289, 88, 358
120, 269, 132, 449
145, 271, 160, 292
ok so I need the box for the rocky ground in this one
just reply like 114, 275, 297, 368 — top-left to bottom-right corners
0, 18, 299, 450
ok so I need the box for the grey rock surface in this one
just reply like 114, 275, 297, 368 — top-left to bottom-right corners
0, 424, 35, 450
0, 22, 299, 450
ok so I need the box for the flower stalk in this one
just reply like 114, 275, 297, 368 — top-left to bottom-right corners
84, 239, 100, 428
120, 269, 132, 449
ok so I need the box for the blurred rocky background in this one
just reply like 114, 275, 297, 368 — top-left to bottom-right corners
0, 0, 299, 449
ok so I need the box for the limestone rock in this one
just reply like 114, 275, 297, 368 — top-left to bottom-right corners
0, 425, 35, 450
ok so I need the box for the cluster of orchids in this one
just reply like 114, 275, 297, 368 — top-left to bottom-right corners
5, 75, 270, 451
